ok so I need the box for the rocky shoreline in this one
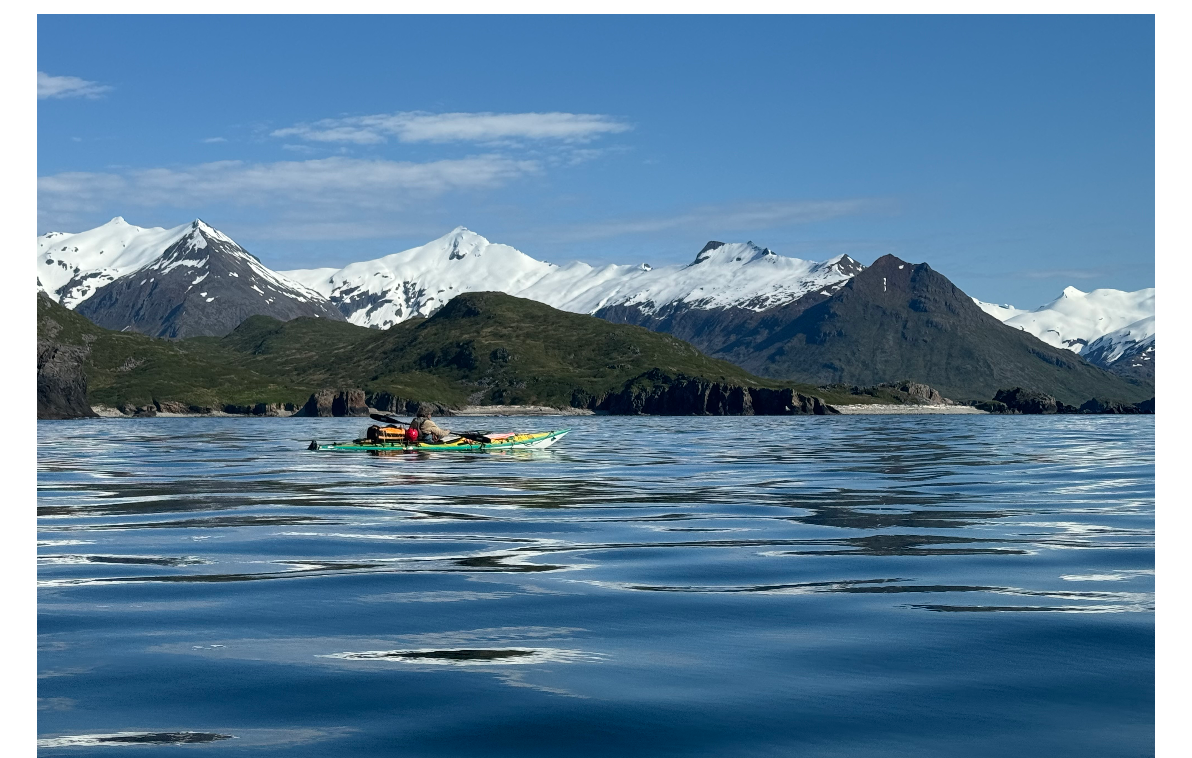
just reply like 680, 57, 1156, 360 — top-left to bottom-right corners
89, 402, 596, 419
835, 404, 987, 415
79, 383, 1155, 420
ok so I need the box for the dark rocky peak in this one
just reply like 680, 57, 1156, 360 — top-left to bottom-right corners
697, 241, 725, 257
152, 220, 251, 267
835, 254, 984, 318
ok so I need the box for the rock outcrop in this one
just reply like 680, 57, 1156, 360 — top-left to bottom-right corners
993, 387, 1063, 414
363, 392, 454, 417
749, 387, 839, 415
977, 387, 1155, 415
297, 388, 369, 417
1078, 398, 1149, 414
37, 340, 97, 419
881, 381, 951, 405
583, 370, 838, 416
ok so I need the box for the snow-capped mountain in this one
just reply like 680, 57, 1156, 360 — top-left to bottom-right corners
1080, 316, 1155, 382
71, 220, 344, 338
38, 217, 192, 309
281, 228, 864, 329
975, 286, 1155, 381
974, 286, 1154, 354
35, 218, 1154, 387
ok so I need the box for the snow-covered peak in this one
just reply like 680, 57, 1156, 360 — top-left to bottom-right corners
281, 230, 865, 328
281, 228, 560, 327
191, 219, 236, 246
689, 241, 774, 267
975, 286, 1155, 354
37, 219, 192, 308
36, 217, 332, 313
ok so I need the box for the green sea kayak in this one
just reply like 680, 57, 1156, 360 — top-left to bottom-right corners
309, 429, 570, 453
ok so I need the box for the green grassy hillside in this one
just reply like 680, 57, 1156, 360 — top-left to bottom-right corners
41, 291, 841, 411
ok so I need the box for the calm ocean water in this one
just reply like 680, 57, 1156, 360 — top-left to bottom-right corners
37, 415, 1154, 756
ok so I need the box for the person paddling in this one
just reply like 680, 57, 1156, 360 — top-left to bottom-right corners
411, 405, 452, 443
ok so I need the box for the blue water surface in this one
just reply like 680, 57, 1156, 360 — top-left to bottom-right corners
37, 415, 1155, 756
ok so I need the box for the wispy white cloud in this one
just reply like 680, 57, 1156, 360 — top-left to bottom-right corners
272, 111, 631, 145
38, 155, 539, 218
200, 137, 227, 143
1021, 268, 1104, 280
236, 218, 448, 242
38, 71, 112, 100
550, 199, 883, 242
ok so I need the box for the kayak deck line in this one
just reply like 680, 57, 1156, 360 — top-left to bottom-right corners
308, 429, 571, 453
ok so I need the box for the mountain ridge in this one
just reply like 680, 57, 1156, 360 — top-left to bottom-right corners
278, 227, 865, 328
714, 254, 1150, 404
36, 219, 1155, 402
72, 220, 345, 338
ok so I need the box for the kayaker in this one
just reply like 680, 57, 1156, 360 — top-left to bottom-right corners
411, 405, 451, 443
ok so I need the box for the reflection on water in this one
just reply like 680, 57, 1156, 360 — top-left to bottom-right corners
38, 415, 1154, 757
37, 732, 234, 747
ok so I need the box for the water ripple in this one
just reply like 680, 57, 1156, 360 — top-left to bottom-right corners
38, 416, 1154, 757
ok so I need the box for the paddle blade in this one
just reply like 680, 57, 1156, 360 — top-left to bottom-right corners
370, 413, 405, 425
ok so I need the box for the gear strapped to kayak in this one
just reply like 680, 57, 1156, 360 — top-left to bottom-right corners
307, 423, 570, 453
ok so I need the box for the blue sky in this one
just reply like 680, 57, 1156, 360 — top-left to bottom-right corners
37, 14, 1154, 306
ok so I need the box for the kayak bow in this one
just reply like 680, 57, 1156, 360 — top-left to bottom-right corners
308, 429, 570, 453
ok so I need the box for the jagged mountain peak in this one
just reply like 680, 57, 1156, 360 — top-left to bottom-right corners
818, 254, 865, 277
73, 219, 343, 338
192, 217, 230, 236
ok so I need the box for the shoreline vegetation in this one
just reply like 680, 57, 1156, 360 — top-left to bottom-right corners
40, 291, 1153, 420
90, 404, 599, 418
